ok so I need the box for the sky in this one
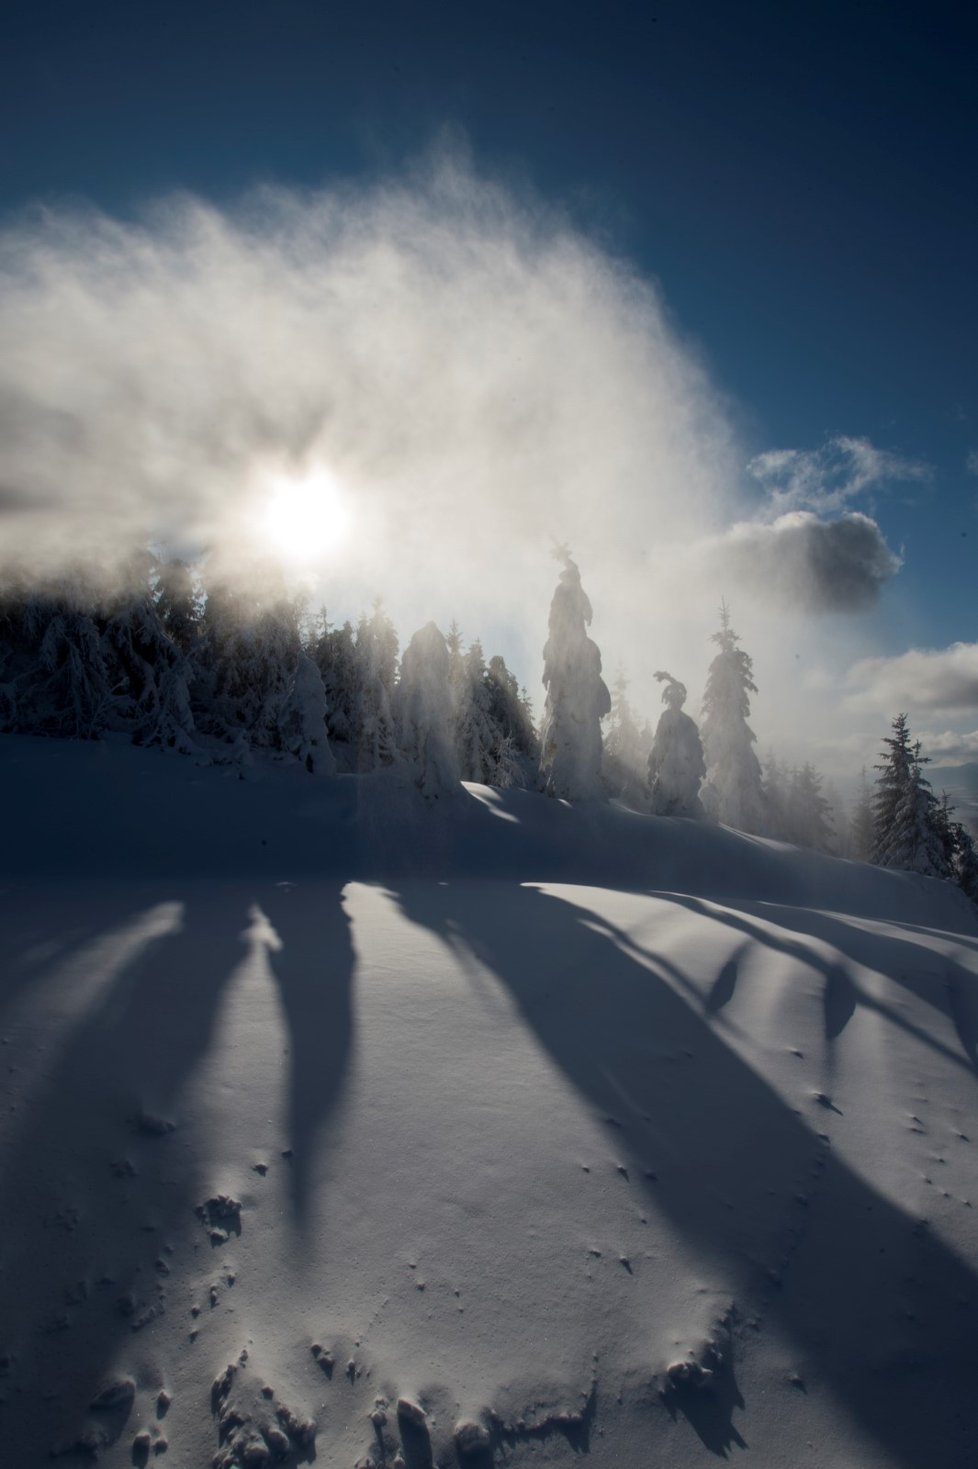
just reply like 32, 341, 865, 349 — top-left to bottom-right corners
1, 0, 976, 775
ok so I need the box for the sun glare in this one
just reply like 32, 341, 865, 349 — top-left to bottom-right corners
260, 469, 353, 562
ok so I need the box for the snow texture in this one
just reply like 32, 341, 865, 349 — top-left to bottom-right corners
1, 733, 977, 1469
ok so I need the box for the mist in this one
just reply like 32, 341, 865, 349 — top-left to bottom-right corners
0, 148, 905, 763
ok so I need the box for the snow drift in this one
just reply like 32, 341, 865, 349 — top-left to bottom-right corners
0, 735, 976, 1469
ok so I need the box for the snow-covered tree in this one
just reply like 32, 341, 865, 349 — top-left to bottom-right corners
603, 670, 649, 805
848, 769, 876, 861
277, 651, 336, 775
195, 573, 302, 754
538, 549, 610, 800
454, 637, 498, 784
952, 819, 978, 904
785, 763, 835, 852
311, 611, 358, 756
154, 557, 202, 653
8, 571, 118, 739
485, 655, 538, 786
872, 716, 951, 877
700, 603, 765, 833
647, 671, 706, 817
396, 621, 459, 798
100, 557, 198, 749
762, 752, 791, 840
352, 600, 399, 771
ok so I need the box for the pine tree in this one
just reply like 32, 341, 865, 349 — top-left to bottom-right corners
700, 603, 765, 832
11, 570, 118, 740
486, 655, 538, 784
311, 611, 358, 756
100, 555, 197, 748
154, 557, 202, 653
872, 717, 951, 877
785, 764, 835, 852
952, 820, 978, 904
762, 752, 791, 840
396, 622, 459, 797
538, 548, 610, 800
277, 651, 336, 775
647, 671, 706, 817
454, 638, 498, 784
603, 670, 647, 805
848, 769, 876, 861
352, 600, 399, 771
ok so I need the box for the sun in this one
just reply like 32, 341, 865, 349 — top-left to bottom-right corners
259, 469, 353, 562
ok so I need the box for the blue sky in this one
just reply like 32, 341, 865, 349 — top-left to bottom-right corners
1, 0, 976, 764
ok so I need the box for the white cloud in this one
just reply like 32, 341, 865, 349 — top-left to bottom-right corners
0, 154, 736, 626
966, 449, 978, 477
748, 435, 931, 516
0, 147, 927, 775
847, 642, 978, 716
916, 729, 978, 765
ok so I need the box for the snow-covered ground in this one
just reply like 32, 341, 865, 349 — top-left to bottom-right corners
1, 736, 977, 1468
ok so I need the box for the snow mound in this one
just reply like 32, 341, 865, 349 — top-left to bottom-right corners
0, 736, 976, 1468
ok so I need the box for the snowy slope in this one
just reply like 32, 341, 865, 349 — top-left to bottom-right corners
1, 736, 977, 1469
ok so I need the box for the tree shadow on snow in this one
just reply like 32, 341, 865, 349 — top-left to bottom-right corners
671, 895, 978, 1081
0, 880, 355, 1461
389, 879, 978, 1469
259, 881, 355, 1228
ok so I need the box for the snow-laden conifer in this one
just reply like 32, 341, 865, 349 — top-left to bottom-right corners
647, 672, 706, 817
486, 655, 538, 786
848, 769, 876, 861
311, 611, 358, 758
604, 670, 649, 805
353, 600, 399, 771
154, 557, 202, 653
873, 716, 951, 877
785, 763, 835, 852
700, 604, 765, 832
396, 621, 459, 798
538, 549, 610, 800
455, 638, 498, 784
278, 651, 336, 775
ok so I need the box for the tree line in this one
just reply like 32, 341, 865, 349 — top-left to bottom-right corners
0, 546, 974, 903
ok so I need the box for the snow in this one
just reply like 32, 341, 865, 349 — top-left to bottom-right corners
1, 734, 977, 1467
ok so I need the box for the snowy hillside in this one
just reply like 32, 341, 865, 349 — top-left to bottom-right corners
1, 736, 977, 1469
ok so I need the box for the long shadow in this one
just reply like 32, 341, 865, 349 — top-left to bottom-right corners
390, 880, 978, 1469
666, 894, 978, 1080
0, 884, 168, 1022
259, 881, 355, 1227
0, 886, 248, 1464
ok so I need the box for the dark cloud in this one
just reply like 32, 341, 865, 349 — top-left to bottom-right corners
714, 511, 901, 614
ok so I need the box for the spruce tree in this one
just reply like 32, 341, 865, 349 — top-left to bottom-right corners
603, 670, 647, 804
785, 764, 835, 852
647, 671, 706, 817
538, 548, 610, 800
352, 600, 399, 771
396, 621, 459, 797
278, 651, 336, 775
872, 717, 951, 877
700, 603, 765, 832
848, 768, 876, 861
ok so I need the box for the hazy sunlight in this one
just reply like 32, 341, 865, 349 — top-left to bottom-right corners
259, 469, 353, 562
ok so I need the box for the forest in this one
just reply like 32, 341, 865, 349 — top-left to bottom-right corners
1, 547, 975, 905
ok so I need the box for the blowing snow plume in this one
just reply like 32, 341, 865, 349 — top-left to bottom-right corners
0, 149, 903, 735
